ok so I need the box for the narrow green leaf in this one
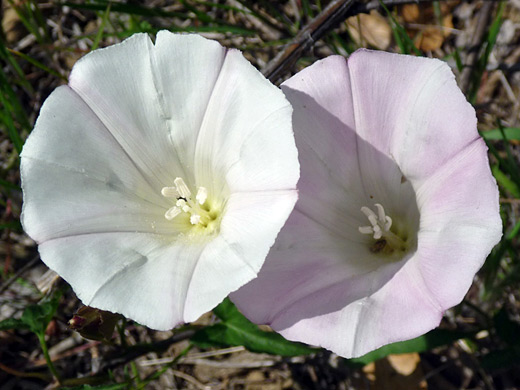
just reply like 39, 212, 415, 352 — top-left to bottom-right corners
453, 48, 463, 73
481, 127, 520, 141
346, 329, 475, 366
7, 49, 67, 81
468, 2, 505, 104
191, 299, 317, 356
379, 0, 421, 56
491, 165, 520, 198
91, 3, 111, 50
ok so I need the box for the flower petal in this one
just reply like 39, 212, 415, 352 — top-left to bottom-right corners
347, 49, 479, 183
415, 139, 501, 308
280, 57, 367, 239
232, 50, 501, 359
21, 85, 175, 243
193, 49, 299, 196
39, 232, 202, 330
184, 189, 298, 321
22, 32, 300, 330
271, 257, 443, 358
68, 33, 228, 190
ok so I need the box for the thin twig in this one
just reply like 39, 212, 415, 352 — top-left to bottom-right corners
459, 1, 495, 93
262, 0, 356, 82
262, 0, 502, 84
98, 329, 196, 372
0, 254, 40, 295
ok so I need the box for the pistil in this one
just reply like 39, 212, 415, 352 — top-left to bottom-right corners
358, 203, 406, 251
161, 177, 213, 226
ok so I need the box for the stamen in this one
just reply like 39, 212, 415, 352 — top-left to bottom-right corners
165, 206, 181, 221
375, 204, 386, 223
161, 177, 215, 228
176, 199, 190, 212
196, 187, 208, 205
358, 226, 374, 235
174, 177, 191, 198
358, 203, 406, 251
161, 186, 178, 198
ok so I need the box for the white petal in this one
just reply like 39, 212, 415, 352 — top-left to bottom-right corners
20, 86, 175, 243
39, 232, 203, 330
184, 189, 298, 321
68, 33, 202, 188
193, 49, 299, 196
151, 32, 227, 178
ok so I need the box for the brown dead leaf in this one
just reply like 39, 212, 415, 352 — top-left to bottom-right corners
401, 3, 455, 51
387, 352, 421, 375
346, 10, 392, 50
2, 3, 24, 44
362, 353, 427, 390
402, 4, 421, 23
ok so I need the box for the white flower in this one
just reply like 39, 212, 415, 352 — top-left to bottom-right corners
21, 32, 299, 330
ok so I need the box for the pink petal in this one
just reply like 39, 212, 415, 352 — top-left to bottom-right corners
232, 51, 501, 358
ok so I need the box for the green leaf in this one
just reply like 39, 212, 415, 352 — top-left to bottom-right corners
491, 165, 520, 198
346, 329, 475, 366
191, 299, 317, 356
0, 317, 29, 331
20, 293, 61, 336
481, 127, 520, 141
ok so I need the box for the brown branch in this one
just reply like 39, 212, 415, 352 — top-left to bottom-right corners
458, 1, 495, 93
261, 0, 502, 84
262, 0, 356, 82
0, 255, 40, 295
98, 329, 196, 372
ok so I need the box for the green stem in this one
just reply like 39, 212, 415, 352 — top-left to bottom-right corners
37, 333, 61, 385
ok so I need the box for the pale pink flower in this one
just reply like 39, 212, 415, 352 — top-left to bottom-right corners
21, 32, 299, 330
231, 50, 502, 358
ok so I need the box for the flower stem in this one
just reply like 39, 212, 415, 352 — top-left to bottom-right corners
37, 333, 62, 385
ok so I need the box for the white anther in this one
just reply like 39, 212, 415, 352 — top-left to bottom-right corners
190, 214, 201, 225
372, 226, 382, 240
358, 226, 374, 235
359, 204, 393, 240
361, 206, 375, 219
384, 216, 392, 231
176, 198, 190, 212
161, 186, 178, 198
174, 177, 191, 198
165, 206, 181, 221
196, 187, 208, 205
375, 204, 386, 223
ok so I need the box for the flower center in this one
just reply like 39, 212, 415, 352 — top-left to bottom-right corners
161, 177, 218, 229
358, 203, 407, 254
